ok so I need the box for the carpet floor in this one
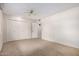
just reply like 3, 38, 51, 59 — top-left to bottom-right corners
0, 39, 79, 56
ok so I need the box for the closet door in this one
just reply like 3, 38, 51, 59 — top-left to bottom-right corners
0, 10, 3, 51
7, 18, 31, 42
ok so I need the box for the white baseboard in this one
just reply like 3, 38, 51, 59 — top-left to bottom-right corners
43, 39, 79, 49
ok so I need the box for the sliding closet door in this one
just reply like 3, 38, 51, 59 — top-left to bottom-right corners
6, 17, 31, 42
0, 10, 3, 51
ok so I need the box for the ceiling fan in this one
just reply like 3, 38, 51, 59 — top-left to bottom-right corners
24, 9, 37, 16
23, 9, 40, 20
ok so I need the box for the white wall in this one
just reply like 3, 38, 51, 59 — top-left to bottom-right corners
4, 16, 42, 42
42, 7, 79, 48
5, 17, 32, 42
0, 10, 3, 51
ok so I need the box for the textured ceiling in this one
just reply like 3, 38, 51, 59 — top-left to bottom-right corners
0, 3, 79, 19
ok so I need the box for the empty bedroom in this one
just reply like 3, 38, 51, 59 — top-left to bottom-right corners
0, 3, 79, 56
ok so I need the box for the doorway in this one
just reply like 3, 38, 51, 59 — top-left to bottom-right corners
31, 19, 41, 39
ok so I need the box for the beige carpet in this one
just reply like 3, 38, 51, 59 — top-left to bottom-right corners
0, 39, 79, 56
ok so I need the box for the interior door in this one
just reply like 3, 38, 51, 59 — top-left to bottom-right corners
32, 22, 41, 38
0, 10, 3, 51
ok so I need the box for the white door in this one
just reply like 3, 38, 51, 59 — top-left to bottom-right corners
32, 23, 39, 38
0, 10, 3, 51
31, 22, 42, 39
7, 18, 31, 41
